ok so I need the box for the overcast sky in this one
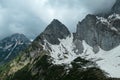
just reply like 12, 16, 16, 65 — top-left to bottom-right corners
0, 0, 116, 39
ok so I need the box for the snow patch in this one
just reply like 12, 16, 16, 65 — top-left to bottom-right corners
47, 34, 78, 65
96, 15, 120, 32
108, 13, 120, 20
43, 34, 120, 78
110, 27, 118, 32
4, 44, 13, 50
96, 16, 109, 25
81, 41, 120, 78
4, 42, 18, 60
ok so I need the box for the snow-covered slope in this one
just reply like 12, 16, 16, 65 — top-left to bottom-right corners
1, 13, 120, 80
1, 1, 120, 79
40, 14, 120, 78
81, 41, 120, 78
44, 34, 77, 65
43, 33, 120, 78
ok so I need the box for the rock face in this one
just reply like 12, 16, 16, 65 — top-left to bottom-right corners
1, 18, 120, 80
1, 0, 120, 80
35, 19, 70, 45
0, 19, 107, 80
75, 14, 98, 52
75, 14, 120, 51
112, 0, 120, 14
0, 33, 31, 64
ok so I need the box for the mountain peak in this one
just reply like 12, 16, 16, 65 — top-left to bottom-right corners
1, 33, 30, 45
44, 19, 66, 33
11, 33, 25, 37
51, 19, 61, 24
0, 33, 30, 64
10, 33, 27, 40
85, 14, 96, 19
35, 19, 70, 44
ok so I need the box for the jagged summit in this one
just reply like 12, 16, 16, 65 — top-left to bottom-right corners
35, 19, 70, 44
76, 14, 97, 44
1, 1, 120, 80
84, 14, 97, 20
11, 33, 25, 38
1, 33, 30, 43
112, 0, 120, 14
49, 19, 62, 25
0, 33, 30, 64
44, 19, 70, 34
76, 13, 120, 51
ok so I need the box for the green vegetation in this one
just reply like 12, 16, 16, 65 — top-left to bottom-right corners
1, 54, 111, 80
6, 64, 31, 80
0, 35, 118, 80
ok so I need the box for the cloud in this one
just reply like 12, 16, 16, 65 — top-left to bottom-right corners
0, 0, 116, 39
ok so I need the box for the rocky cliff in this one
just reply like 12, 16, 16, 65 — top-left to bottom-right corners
0, 0, 120, 80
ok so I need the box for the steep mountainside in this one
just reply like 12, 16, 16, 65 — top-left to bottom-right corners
0, 19, 108, 80
112, 0, 120, 14
0, 0, 120, 80
0, 33, 31, 64
35, 19, 70, 45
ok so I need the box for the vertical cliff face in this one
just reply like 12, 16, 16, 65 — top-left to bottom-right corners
75, 13, 120, 51
1, 0, 120, 80
75, 14, 98, 52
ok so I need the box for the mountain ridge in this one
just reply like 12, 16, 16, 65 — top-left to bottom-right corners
0, 0, 120, 80
0, 33, 31, 64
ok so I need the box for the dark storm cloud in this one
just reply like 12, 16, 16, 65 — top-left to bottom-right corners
0, 0, 116, 39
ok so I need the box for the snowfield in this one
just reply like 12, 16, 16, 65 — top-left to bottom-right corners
44, 34, 78, 65
43, 34, 120, 78
82, 41, 120, 78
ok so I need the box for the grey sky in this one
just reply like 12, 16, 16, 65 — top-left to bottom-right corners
0, 0, 116, 39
